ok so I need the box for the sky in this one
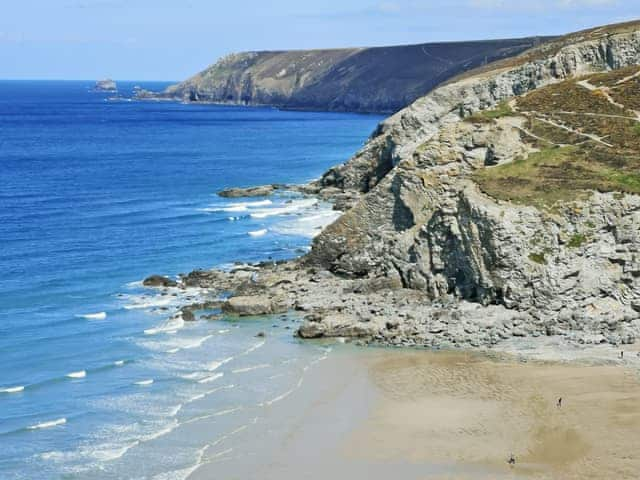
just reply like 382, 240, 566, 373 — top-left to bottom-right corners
0, 0, 637, 81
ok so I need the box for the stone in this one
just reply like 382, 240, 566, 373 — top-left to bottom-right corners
218, 185, 279, 198
94, 79, 117, 91
143, 275, 177, 288
222, 295, 279, 316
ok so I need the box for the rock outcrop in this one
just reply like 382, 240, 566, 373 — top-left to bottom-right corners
93, 79, 117, 92
222, 295, 285, 316
141, 38, 549, 113
143, 274, 177, 288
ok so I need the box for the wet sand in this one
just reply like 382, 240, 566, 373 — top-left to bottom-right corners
191, 347, 640, 479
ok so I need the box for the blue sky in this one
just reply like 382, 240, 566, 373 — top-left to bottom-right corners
0, 0, 636, 80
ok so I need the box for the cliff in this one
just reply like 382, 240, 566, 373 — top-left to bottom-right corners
299, 20, 640, 345
146, 37, 550, 113
168, 20, 640, 352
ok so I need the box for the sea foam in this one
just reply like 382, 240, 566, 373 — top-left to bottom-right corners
232, 364, 270, 374
197, 373, 224, 384
77, 312, 107, 320
0, 386, 25, 393
66, 371, 86, 379
248, 228, 267, 237
28, 418, 67, 430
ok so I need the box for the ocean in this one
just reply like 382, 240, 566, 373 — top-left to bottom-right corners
0, 80, 382, 479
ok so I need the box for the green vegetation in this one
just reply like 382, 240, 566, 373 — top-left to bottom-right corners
473, 145, 640, 208
567, 233, 587, 248
529, 252, 547, 264
474, 147, 583, 208
465, 101, 514, 123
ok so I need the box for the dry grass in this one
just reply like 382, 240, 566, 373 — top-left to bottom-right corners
611, 77, 640, 111
588, 66, 640, 87
517, 80, 627, 115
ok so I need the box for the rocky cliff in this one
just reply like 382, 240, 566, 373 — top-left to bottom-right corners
146, 37, 549, 113
298, 20, 640, 345
167, 20, 640, 351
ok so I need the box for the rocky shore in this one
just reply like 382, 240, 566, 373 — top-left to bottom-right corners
145, 20, 640, 356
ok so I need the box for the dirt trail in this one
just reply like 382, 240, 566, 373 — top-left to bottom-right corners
533, 116, 614, 147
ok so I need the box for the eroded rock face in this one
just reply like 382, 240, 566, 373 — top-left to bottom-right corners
308, 114, 640, 334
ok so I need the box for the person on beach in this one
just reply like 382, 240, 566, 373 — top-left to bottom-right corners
508, 454, 516, 466
557, 397, 562, 408
620, 351, 624, 359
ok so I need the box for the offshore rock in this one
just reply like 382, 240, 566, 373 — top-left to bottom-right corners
93, 79, 117, 92
143, 275, 177, 288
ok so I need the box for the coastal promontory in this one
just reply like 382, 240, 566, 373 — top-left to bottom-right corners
172, 19, 640, 353
140, 37, 550, 113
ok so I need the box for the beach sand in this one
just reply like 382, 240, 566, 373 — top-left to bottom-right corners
191, 347, 640, 480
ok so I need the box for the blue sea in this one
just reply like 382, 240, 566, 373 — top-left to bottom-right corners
0, 81, 382, 479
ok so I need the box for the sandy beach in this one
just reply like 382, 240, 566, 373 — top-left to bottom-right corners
191, 345, 640, 480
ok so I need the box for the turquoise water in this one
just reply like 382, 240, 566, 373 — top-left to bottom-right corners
0, 81, 382, 479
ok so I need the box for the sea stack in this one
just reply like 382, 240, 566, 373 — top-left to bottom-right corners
94, 79, 117, 92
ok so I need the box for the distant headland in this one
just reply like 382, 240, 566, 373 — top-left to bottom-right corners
136, 37, 552, 114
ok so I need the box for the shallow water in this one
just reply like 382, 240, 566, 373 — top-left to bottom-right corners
0, 80, 382, 478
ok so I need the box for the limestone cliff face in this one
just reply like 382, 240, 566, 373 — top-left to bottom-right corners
320, 22, 640, 191
153, 38, 548, 113
307, 21, 640, 335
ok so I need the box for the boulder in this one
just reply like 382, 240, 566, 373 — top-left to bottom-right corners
222, 295, 281, 316
218, 185, 279, 198
143, 275, 177, 288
